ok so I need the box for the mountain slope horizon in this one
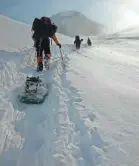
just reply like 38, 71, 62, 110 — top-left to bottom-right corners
51, 10, 104, 37
0, 10, 104, 37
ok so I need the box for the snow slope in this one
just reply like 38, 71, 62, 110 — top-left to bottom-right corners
117, 26, 139, 36
0, 15, 73, 50
105, 25, 139, 41
0, 15, 32, 50
1, 15, 139, 166
51, 11, 103, 37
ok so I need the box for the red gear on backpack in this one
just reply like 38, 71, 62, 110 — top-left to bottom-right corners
40, 17, 51, 24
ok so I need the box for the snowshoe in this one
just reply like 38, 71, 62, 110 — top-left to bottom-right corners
19, 76, 48, 104
37, 62, 43, 72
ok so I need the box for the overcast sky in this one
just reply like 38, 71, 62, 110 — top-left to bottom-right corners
0, 0, 139, 32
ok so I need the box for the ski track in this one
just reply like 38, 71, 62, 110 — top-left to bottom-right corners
57, 65, 105, 166
67, 41, 139, 166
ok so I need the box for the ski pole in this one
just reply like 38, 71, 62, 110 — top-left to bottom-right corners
59, 48, 65, 68
51, 38, 52, 45
59, 48, 63, 60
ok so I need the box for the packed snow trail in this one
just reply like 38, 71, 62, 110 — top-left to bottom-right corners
1, 36, 139, 166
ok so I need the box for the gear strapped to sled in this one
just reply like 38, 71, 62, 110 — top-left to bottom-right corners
25, 76, 41, 93
19, 76, 48, 104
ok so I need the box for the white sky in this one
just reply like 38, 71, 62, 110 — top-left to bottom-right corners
99, 0, 139, 32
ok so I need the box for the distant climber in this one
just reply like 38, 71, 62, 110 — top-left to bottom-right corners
31, 16, 61, 71
87, 37, 92, 46
74, 35, 83, 50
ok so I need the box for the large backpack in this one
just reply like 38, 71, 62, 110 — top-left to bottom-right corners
32, 18, 57, 40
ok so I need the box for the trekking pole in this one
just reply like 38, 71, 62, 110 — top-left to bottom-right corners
51, 38, 52, 45
59, 48, 65, 68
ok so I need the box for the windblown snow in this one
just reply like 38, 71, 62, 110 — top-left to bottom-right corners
0, 15, 139, 166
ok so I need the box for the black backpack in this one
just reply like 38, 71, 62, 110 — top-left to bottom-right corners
32, 18, 57, 40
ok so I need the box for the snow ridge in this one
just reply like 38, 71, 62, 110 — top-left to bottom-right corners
0, 52, 25, 156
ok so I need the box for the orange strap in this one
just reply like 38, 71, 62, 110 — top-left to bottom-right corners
51, 34, 60, 45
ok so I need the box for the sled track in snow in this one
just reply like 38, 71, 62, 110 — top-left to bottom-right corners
21, 45, 105, 166
54, 59, 106, 166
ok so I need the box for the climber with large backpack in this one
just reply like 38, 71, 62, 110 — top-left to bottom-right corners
32, 16, 61, 71
74, 35, 83, 50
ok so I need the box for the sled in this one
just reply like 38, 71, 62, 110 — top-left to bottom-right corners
18, 76, 48, 104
